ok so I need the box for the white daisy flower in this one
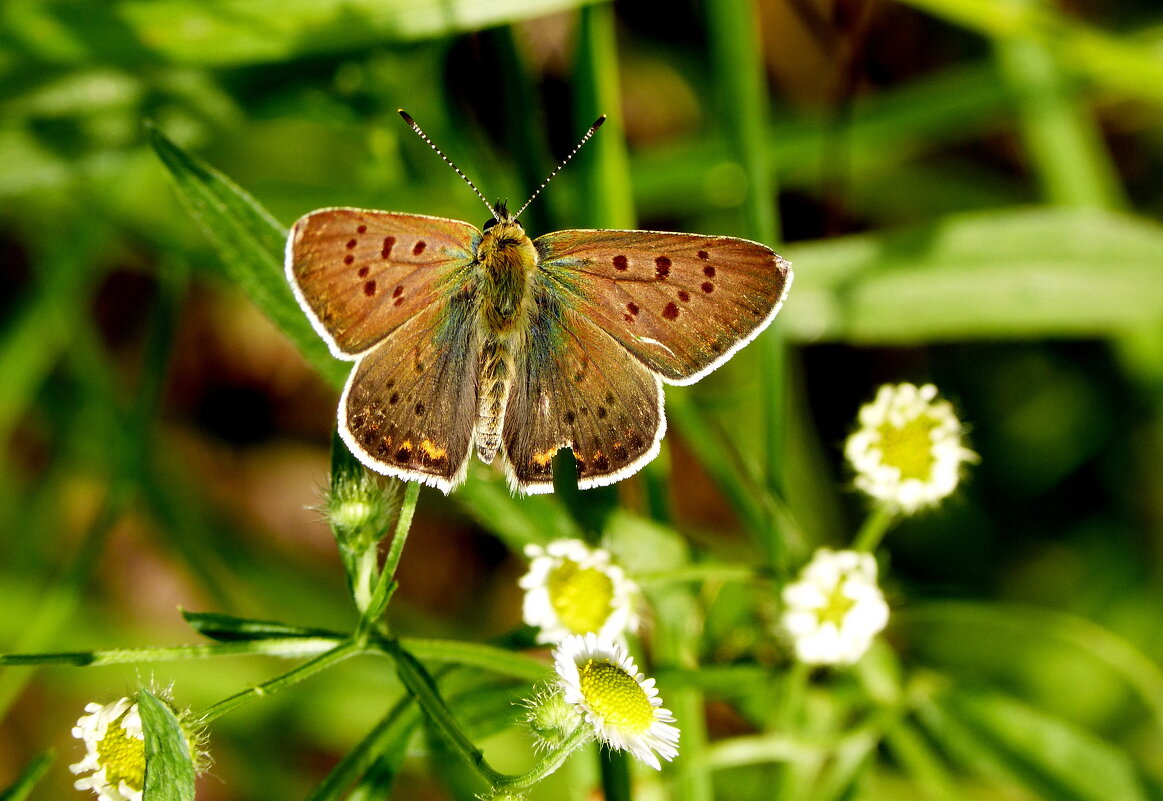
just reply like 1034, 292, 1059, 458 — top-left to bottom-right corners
553, 633, 679, 770
781, 549, 889, 666
845, 383, 977, 514
520, 539, 640, 644
70, 698, 146, 801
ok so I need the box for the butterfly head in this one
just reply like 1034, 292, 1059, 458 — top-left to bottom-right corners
479, 200, 531, 257
485, 200, 518, 230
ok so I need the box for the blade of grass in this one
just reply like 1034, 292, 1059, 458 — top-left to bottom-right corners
0, 472, 129, 718
705, 0, 786, 556
0, 751, 53, 801
930, 687, 1148, 801
632, 62, 1012, 217
883, 719, 966, 801
146, 123, 346, 387
899, 601, 1163, 736
565, 3, 630, 532
665, 392, 766, 535
993, 0, 1126, 209
573, 3, 634, 231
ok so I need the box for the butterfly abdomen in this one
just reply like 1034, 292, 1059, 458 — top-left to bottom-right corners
475, 338, 514, 463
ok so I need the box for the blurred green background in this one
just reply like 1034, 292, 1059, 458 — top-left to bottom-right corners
2, 0, 1163, 799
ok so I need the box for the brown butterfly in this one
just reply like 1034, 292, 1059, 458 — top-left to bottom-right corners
286, 112, 792, 494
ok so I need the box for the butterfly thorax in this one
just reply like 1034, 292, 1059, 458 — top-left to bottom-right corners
476, 219, 537, 334
474, 218, 538, 465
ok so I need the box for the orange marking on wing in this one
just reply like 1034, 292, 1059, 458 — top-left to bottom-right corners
532, 447, 558, 467
420, 439, 447, 460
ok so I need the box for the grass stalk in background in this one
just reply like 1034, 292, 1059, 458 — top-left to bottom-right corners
992, 0, 1126, 209
570, 7, 638, 796
573, 4, 634, 231
705, 0, 789, 570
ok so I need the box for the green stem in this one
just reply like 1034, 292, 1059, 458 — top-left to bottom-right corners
852, 505, 897, 552
672, 685, 713, 801
770, 659, 811, 798
493, 725, 594, 791
359, 481, 421, 631
386, 638, 505, 784
599, 750, 631, 801
770, 659, 812, 801
198, 640, 361, 723
774, 660, 811, 729
386, 638, 592, 790
352, 547, 380, 615
0, 637, 344, 667
637, 563, 767, 586
382, 481, 420, 584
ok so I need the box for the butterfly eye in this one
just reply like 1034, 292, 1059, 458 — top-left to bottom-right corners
483, 218, 498, 231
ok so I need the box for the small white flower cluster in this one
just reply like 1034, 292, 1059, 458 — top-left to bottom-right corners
519, 539, 639, 644
845, 383, 976, 514
553, 633, 679, 770
70, 698, 145, 801
781, 549, 889, 666
520, 540, 677, 770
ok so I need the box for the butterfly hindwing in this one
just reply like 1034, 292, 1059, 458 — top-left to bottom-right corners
341, 289, 480, 492
501, 283, 664, 494
536, 230, 792, 384
287, 208, 479, 358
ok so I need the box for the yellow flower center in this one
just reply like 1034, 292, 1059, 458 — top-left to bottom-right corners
577, 658, 654, 735
876, 414, 940, 480
548, 560, 615, 635
818, 580, 856, 627
96, 712, 145, 793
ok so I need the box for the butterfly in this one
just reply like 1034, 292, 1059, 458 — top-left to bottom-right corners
286, 111, 792, 495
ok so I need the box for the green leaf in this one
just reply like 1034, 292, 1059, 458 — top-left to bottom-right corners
0, 751, 53, 801
146, 123, 347, 387
922, 687, 1148, 801
138, 688, 196, 801
780, 207, 1163, 343
181, 609, 344, 641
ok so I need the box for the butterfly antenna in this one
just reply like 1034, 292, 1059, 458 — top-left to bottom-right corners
398, 109, 497, 219
512, 114, 606, 221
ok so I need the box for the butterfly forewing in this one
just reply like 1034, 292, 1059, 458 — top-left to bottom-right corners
287, 208, 479, 358
536, 230, 791, 384
341, 291, 480, 492
502, 286, 664, 494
